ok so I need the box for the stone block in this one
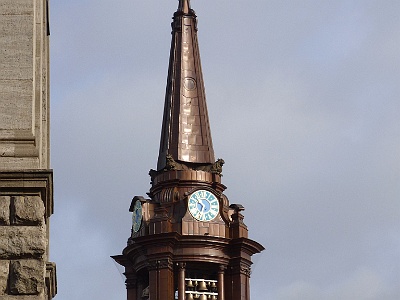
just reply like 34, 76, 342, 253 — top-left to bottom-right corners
0, 15, 34, 80
12, 196, 45, 225
0, 196, 11, 225
0, 157, 40, 170
0, 260, 9, 295
9, 259, 44, 295
0, 13, 33, 73
0, 0, 33, 15
0, 226, 46, 259
0, 79, 33, 131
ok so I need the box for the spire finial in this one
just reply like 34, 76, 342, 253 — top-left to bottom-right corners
178, 0, 191, 14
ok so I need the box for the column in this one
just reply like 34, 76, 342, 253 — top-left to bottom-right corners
231, 262, 251, 300
178, 263, 186, 300
218, 265, 226, 300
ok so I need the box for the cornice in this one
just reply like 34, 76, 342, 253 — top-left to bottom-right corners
0, 169, 54, 217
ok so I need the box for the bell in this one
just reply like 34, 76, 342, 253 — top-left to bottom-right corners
210, 282, 216, 288
211, 296, 217, 300
186, 293, 194, 300
187, 280, 194, 288
193, 293, 200, 299
197, 281, 208, 291
199, 295, 207, 300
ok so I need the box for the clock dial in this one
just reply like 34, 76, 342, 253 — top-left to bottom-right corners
188, 190, 219, 222
132, 200, 143, 232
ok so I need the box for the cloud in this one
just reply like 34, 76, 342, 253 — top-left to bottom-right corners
276, 281, 322, 300
49, 1, 400, 299
275, 268, 399, 300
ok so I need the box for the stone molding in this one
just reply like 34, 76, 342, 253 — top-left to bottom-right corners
0, 170, 54, 218
45, 262, 57, 300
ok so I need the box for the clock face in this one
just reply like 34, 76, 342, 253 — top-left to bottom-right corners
132, 200, 142, 232
188, 190, 219, 222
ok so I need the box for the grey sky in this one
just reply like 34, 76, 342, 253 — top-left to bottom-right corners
50, 1, 399, 299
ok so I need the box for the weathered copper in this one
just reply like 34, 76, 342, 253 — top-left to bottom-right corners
157, 0, 215, 170
113, 1, 264, 300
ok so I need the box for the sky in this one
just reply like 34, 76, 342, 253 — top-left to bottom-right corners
49, 1, 400, 299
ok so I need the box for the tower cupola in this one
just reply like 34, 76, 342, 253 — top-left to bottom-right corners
113, 2, 264, 300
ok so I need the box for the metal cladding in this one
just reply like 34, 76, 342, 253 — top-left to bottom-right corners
157, 0, 215, 171
112, 3, 265, 299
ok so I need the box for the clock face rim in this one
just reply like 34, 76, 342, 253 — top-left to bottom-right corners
188, 189, 219, 222
132, 200, 142, 232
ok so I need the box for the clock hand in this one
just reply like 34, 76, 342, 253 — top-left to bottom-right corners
197, 199, 204, 209
202, 199, 210, 212
197, 200, 205, 217
200, 202, 205, 216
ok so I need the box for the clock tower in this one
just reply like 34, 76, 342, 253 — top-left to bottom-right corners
113, 1, 264, 300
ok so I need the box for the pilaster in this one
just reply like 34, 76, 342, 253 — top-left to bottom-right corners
124, 269, 137, 300
148, 258, 174, 300
230, 261, 252, 300
0, 0, 50, 170
1, 0, 55, 296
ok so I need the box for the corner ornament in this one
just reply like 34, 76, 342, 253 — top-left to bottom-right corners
149, 156, 225, 180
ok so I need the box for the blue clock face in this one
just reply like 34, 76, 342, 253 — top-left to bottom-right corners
188, 190, 219, 222
132, 200, 142, 232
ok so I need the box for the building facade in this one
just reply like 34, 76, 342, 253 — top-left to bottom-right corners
113, 1, 263, 299
0, 0, 56, 299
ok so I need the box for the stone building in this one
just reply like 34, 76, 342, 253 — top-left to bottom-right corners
0, 0, 56, 299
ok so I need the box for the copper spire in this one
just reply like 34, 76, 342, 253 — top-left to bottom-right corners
157, 0, 215, 170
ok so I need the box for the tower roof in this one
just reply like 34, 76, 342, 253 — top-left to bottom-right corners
157, 0, 215, 171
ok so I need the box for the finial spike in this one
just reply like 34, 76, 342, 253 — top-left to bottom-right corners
179, 0, 191, 14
